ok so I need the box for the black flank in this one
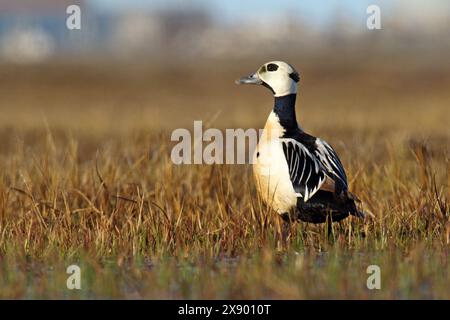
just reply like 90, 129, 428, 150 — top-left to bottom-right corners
272, 93, 362, 224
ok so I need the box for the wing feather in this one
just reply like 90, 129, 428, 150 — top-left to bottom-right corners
281, 138, 326, 202
314, 139, 348, 188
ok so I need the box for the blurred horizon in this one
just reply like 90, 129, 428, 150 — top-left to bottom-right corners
0, 1, 449, 139
0, 0, 450, 64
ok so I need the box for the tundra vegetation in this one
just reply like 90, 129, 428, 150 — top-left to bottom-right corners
0, 56, 448, 299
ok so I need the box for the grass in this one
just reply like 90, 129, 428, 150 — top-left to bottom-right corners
0, 57, 448, 299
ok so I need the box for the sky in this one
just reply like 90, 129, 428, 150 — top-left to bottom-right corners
89, 0, 450, 30
90, 0, 387, 23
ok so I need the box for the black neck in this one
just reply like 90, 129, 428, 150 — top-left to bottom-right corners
273, 94, 298, 134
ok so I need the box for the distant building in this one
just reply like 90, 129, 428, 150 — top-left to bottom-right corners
0, 0, 91, 62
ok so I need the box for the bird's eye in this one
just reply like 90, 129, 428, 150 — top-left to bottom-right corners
267, 63, 278, 72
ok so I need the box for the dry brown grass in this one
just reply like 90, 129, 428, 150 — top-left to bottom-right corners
0, 57, 448, 298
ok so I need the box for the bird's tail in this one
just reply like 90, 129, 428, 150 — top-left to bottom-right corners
352, 209, 366, 219
346, 191, 365, 219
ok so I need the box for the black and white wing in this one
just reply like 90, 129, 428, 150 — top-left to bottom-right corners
314, 139, 348, 188
281, 138, 326, 202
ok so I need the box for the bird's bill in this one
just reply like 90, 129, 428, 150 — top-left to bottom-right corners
235, 73, 262, 85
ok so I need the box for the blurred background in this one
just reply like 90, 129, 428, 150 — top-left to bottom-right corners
0, 0, 449, 144
0, 1, 448, 300
1, 0, 450, 62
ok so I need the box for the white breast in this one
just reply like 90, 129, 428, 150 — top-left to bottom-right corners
253, 112, 298, 214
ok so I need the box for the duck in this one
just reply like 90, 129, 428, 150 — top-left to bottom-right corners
236, 61, 364, 235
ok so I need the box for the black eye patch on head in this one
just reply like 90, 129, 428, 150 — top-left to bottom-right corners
289, 71, 300, 82
267, 63, 279, 72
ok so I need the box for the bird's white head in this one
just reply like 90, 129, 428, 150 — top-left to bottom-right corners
235, 61, 300, 97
